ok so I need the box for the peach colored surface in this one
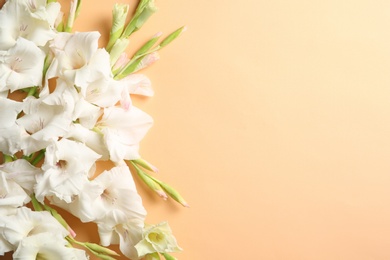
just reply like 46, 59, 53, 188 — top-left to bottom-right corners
3, 0, 390, 259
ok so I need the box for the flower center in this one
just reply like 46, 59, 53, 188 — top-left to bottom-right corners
56, 160, 67, 169
36, 253, 49, 260
148, 232, 164, 243
10, 57, 23, 73
27, 0, 37, 10
71, 50, 86, 69
101, 189, 117, 205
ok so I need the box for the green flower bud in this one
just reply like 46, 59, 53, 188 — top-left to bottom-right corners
131, 162, 168, 200
133, 32, 161, 58
109, 38, 130, 67
121, 0, 157, 38
107, 4, 129, 51
159, 26, 187, 48
132, 158, 159, 173
159, 181, 189, 208
135, 0, 157, 31
65, 0, 82, 32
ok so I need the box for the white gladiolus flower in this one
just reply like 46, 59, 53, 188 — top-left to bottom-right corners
0, 160, 41, 215
34, 138, 101, 203
0, 160, 41, 195
0, 97, 23, 154
96, 106, 153, 162
13, 233, 88, 260
47, 180, 102, 223
46, 78, 102, 129
0, 207, 68, 252
117, 74, 153, 111
0, 0, 60, 49
48, 165, 146, 259
0, 95, 23, 127
0, 176, 28, 216
17, 83, 76, 154
135, 222, 182, 257
92, 165, 146, 222
93, 166, 146, 259
73, 96, 102, 129
0, 37, 45, 93
46, 32, 112, 95
65, 123, 109, 161
50, 165, 145, 224
84, 77, 124, 108
98, 219, 144, 260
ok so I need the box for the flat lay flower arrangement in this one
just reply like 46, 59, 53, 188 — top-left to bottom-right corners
0, 0, 187, 259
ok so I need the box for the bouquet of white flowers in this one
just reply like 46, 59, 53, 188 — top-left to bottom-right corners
0, 0, 187, 259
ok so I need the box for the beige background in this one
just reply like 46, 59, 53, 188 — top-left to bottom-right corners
3, 0, 390, 259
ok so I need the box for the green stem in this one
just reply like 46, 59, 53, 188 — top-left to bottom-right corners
31, 194, 43, 211
31, 149, 45, 166
67, 237, 119, 260
26, 87, 37, 97
3, 154, 14, 163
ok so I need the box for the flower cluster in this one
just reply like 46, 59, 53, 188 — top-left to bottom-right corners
0, 0, 186, 259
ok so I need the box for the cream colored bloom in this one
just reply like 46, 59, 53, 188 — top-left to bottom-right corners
0, 97, 23, 154
13, 233, 88, 260
46, 32, 112, 96
98, 219, 144, 260
0, 37, 45, 92
0, 160, 41, 215
96, 106, 153, 162
17, 85, 76, 154
0, 0, 60, 49
135, 222, 182, 258
0, 207, 69, 254
34, 138, 101, 203
64, 123, 109, 161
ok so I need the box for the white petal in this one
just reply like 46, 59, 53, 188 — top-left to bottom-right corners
35, 138, 101, 202
0, 207, 68, 247
13, 232, 87, 260
0, 159, 41, 193
122, 74, 154, 97
97, 106, 153, 162
65, 123, 109, 161
0, 37, 45, 92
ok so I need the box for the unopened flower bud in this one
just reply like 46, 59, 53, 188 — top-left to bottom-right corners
159, 26, 186, 48
132, 158, 159, 173
107, 4, 129, 51
135, 52, 160, 71
110, 38, 130, 67
135, 0, 158, 31
157, 180, 189, 207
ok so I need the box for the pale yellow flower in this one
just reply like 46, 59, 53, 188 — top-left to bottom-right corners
135, 222, 182, 258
